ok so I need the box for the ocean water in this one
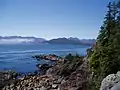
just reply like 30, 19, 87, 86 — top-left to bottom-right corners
0, 43, 90, 73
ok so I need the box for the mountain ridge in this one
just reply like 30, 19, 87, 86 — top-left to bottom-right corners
45, 37, 95, 46
0, 36, 95, 45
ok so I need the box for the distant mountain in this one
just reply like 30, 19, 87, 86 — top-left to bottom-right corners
0, 36, 96, 45
0, 36, 46, 44
45, 37, 95, 46
68, 37, 80, 41
79, 39, 96, 45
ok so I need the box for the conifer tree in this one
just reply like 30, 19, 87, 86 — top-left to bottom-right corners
89, 1, 120, 90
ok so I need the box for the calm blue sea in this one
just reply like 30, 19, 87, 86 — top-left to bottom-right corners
0, 44, 90, 73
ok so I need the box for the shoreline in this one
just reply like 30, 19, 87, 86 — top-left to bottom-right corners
0, 54, 66, 89
0, 53, 88, 90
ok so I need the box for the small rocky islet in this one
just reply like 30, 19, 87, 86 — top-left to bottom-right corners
32, 54, 65, 61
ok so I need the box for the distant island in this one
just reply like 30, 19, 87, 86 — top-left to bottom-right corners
0, 36, 95, 45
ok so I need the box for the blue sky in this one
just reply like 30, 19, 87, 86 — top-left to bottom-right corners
0, 0, 113, 39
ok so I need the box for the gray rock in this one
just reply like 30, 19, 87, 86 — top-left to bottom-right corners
117, 71, 120, 77
52, 84, 58, 89
110, 81, 120, 90
40, 86, 47, 90
46, 68, 53, 75
100, 71, 120, 90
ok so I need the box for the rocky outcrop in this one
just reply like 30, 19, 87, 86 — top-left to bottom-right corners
36, 63, 53, 75
46, 56, 89, 90
32, 54, 64, 61
59, 57, 89, 90
37, 63, 53, 70
100, 71, 120, 90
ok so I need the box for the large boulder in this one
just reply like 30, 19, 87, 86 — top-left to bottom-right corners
36, 64, 53, 75
110, 81, 120, 90
100, 71, 120, 90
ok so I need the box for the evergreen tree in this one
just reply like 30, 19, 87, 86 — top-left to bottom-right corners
89, 1, 120, 90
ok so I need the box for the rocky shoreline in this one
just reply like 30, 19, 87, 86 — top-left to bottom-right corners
1, 54, 89, 90
2, 53, 120, 90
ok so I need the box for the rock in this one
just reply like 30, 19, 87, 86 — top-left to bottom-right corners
53, 77, 63, 84
37, 64, 53, 75
40, 86, 47, 90
110, 81, 120, 90
37, 64, 52, 70
0, 70, 18, 89
100, 71, 120, 90
52, 84, 58, 89
117, 71, 120, 77
46, 68, 53, 75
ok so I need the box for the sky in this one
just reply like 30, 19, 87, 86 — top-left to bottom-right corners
0, 0, 113, 40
